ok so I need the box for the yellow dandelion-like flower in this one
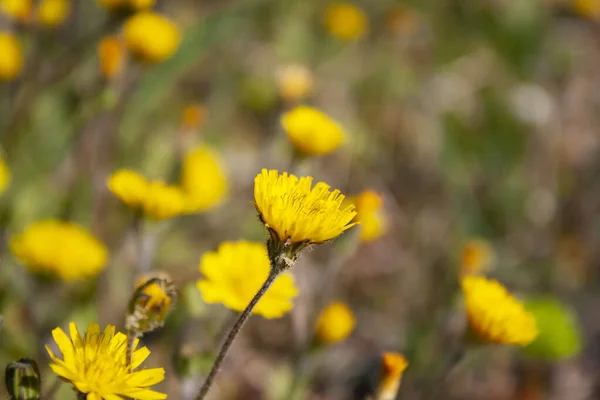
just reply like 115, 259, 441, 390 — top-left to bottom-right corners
460, 238, 494, 276
10, 220, 108, 280
143, 181, 186, 220
37, 0, 70, 27
0, 0, 31, 22
0, 155, 11, 194
573, 0, 600, 19
46, 322, 166, 400
281, 106, 345, 156
0, 32, 23, 81
315, 301, 355, 344
180, 103, 206, 131
107, 169, 149, 209
180, 146, 228, 213
377, 352, 409, 400
353, 190, 388, 242
254, 169, 357, 245
323, 2, 368, 41
277, 64, 313, 103
197, 241, 297, 319
97, 36, 126, 80
461, 275, 538, 346
123, 11, 180, 63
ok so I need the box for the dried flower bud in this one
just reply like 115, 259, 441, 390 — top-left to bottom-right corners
126, 272, 177, 337
4, 358, 40, 400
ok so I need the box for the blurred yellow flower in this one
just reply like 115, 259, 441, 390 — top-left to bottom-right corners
0, 155, 10, 194
323, 2, 368, 41
461, 275, 538, 346
180, 103, 206, 131
46, 322, 166, 400
315, 301, 355, 344
353, 190, 388, 242
281, 106, 345, 156
124, 12, 180, 63
460, 238, 494, 276
0, 0, 31, 22
0, 32, 23, 81
107, 169, 149, 209
573, 0, 600, 19
180, 145, 228, 213
127, 273, 177, 335
377, 352, 409, 400
197, 241, 298, 318
10, 220, 108, 280
277, 64, 313, 103
254, 169, 357, 244
97, 36, 126, 79
37, 0, 70, 27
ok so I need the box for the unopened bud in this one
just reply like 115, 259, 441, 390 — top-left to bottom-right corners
376, 352, 408, 400
4, 358, 40, 400
126, 272, 177, 336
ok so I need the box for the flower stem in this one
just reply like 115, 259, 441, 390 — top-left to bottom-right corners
195, 271, 280, 400
125, 332, 136, 373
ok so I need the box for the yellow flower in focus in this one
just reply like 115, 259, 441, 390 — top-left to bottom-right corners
573, 0, 600, 19
180, 103, 206, 131
353, 190, 388, 242
377, 352, 409, 400
277, 64, 313, 103
254, 169, 357, 244
180, 146, 228, 213
315, 301, 355, 344
143, 181, 186, 220
0, 155, 10, 194
10, 220, 108, 280
0, 32, 23, 81
97, 36, 126, 79
461, 275, 538, 346
281, 106, 345, 156
37, 0, 70, 27
124, 12, 180, 63
0, 0, 31, 22
46, 322, 166, 400
323, 2, 368, 41
197, 241, 298, 318
107, 169, 149, 209
460, 238, 494, 276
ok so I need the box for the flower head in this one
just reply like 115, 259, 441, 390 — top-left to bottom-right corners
277, 64, 313, 103
107, 169, 148, 208
0, 154, 10, 194
461, 275, 538, 346
10, 220, 108, 280
460, 238, 494, 276
46, 322, 166, 400
180, 146, 228, 213
281, 106, 344, 156
124, 12, 180, 63
0, 32, 23, 80
254, 169, 356, 245
323, 2, 368, 41
377, 352, 408, 400
197, 241, 298, 319
353, 190, 388, 242
127, 273, 177, 336
0, 0, 31, 22
97, 36, 126, 80
315, 301, 355, 344
5, 358, 41, 400
574, 0, 600, 19
37, 0, 70, 27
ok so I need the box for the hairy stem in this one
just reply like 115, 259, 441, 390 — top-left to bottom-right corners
125, 332, 136, 373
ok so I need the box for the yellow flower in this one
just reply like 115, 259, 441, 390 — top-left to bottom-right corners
461, 275, 538, 346
0, 0, 31, 22
460, 238, 494, 276
315, 301, 355, 344
180, 103, 206, 131
143, 181, 186, 220
573, 0, 600, 19
353, 190, 388, 242
377, 352, 409, 400
124, 12, 180, 63
46, 322, 166, 400
277, 64, 313, 103
323, 2, 368, 41
281, 106, 345, 156
0, 155, 10, 194
180, 145, 228, 213
107, 169, 149, 209
97, 36, 126, 79
10, 220, 108, 280
127, 273, 177, 335
0, 32, 23, 80
254, 169, 357, 245
37, 0, 70, 27
197, 241, 298, 318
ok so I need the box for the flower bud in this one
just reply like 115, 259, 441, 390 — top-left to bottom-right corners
4, 358, 40, 400
126, 273, 177, 336
376, 352, 408, 400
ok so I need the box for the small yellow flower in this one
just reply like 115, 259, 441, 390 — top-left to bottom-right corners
37, 0, 70, 27
97, 36, 126, 79
197, 241, 298, 319
323, 2, 368, 41
0, 0, 31, 22
377, 352, 409, 400
461, 275, 538, 346
143, 181, 186, 220
127, 273, 177, 335
180, 103, 206, 131
460, 238, 494, 276
0, 155, 10, 194
281, 106, 345, 156
573, 0, 600, 19
124, 11, 180, 63
254, 169, 357, 245
315, 301, 355, 344
0, 32, 23, 81
10, 220, 108, 280
107, 169, 149, 209
46, 322, 166, 400
277, 64, 313, 103
353, 190, 388, 242
180, 145, 228, 213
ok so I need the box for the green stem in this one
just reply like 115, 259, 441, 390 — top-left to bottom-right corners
126, 332, 136, 373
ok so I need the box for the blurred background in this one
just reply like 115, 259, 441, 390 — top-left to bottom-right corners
1, 0, 600, 399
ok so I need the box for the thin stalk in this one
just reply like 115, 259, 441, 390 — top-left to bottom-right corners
125, 332, 136, 373
195, 271, 280, 400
